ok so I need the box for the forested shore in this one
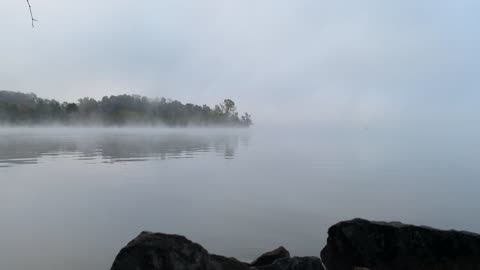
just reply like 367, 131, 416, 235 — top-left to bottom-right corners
0, 90, 252, 126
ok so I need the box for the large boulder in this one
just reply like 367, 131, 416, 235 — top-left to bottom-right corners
110, 231, 324, 270
320, 218, 480, 270
110, 231, 250, 270
110, 231, 212, 270
210, 254, 250, 270
251, 246, 291, 267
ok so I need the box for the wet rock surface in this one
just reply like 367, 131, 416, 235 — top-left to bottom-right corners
321, 218, 480, 270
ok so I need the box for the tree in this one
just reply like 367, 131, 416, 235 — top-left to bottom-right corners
78, 98, 98, 115
221, 99, 236, 116
64, 103, 79, 114
241, 113, 252, 126
223, 99, 237, 115
0, 90, 252, 126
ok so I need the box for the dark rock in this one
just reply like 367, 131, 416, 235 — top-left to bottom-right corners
251, 246, 291, 267
110, 231, 211, 270
111, 231, 322, 270
256, 257, 325, 270
210, 254, 249, 270
321, 218, 480, 270
110, 231, 251, 270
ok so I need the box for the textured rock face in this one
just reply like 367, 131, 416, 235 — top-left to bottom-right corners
110, 232, 320, 270
210, 255, 250, 270
251, 246, 291, 267
320, 218, 480, 270
110, 231, 212, 270
111, 219, 480, 270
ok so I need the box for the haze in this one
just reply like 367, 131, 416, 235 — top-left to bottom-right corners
2, 1, 480, 127
3, 2, 480, 270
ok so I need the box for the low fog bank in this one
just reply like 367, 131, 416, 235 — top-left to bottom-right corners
0, 125, 253, 136
0, 122, 251, 129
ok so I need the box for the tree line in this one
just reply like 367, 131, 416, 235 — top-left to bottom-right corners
0, 90, 252, 126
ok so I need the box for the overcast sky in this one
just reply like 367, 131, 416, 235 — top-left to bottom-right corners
1, 1, 480, 126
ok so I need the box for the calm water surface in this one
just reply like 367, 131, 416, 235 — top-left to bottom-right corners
1, 127, 480, 270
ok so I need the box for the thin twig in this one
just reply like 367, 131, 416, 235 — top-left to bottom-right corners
26, 0, 37, 28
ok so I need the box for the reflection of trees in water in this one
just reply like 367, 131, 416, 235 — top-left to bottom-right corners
96, 134, 242, 160
213, 139, 237, 159
0, 132, 250, 167
0, 136, 79, 163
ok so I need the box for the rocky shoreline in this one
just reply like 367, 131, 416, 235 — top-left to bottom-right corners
110, 218, 480, 270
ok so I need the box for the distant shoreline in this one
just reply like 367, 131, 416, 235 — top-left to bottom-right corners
0, 124, 252, 128
0, 90, 252, 127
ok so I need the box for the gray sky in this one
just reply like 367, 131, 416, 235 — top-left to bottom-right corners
1, 0, 480, 125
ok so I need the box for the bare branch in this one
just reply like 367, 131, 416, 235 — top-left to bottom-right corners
26, 0, 37, 28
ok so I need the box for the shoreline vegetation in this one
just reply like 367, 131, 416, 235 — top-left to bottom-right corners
0, 90, 252, 127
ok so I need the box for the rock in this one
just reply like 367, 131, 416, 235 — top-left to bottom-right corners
210, 254, 250, 270
256, 257, 325, 270
251, 246, 291, 267
111, 231, 322, 270
110, 231, 211, 270
110, 231, 251, 270
321, 218, 480, 270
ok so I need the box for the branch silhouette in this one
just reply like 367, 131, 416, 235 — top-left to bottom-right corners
26, 0, 37, 28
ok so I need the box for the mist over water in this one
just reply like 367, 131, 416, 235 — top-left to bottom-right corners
2, 0, 480, 269
0, 127, 246, 166
1, 126, 480, 270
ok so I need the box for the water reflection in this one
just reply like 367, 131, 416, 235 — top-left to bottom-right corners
0, 129, 249, 167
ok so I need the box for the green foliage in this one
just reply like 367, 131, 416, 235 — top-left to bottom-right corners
0, 91, 252, 127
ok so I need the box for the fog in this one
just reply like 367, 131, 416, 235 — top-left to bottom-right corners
0, 127, 248, 166
2, 1, 480, 270
2, 1, 480, 126
1, 126, 480, 270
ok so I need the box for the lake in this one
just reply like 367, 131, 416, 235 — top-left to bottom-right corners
1, 126, 480, 270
